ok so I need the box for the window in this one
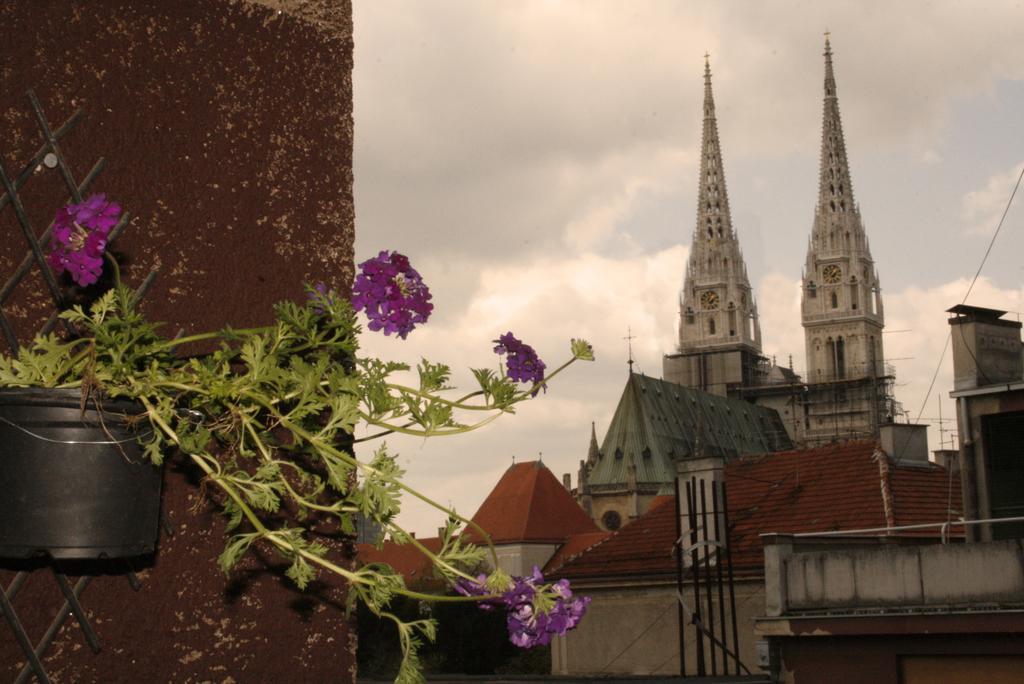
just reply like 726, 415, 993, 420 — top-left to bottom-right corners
685, 307, 695, 325
808, 281, 817, 298
826, 337, 846, 379
708, 317, 716, 335
831, 291, 838, 309
984, 412, 1024, 539
601, 510, 622, 531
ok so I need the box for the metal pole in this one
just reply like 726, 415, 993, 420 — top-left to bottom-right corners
674, 478, 686, 677
687, 478, 705, 675
722, 481, 741, 675
712, 482, 728, 673
699, 479, 716, 675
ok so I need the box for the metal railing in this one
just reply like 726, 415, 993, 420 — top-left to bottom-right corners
774, 515, 1024, 545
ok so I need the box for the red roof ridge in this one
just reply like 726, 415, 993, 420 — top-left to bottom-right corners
467, 461, 598, 544
543, 530, 614, 574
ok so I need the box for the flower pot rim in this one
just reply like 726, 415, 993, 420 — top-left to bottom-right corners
0, 386, 142, 413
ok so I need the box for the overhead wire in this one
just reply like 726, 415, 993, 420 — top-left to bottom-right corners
892, 163, 1024, 472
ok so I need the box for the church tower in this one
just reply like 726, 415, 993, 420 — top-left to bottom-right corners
801, 38, 889, 443
664, 57, 764, 395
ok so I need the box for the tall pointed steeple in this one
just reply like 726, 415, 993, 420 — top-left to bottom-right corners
809, 36, 867, 252
587, 421, 600, 464
677, 56, 761, 357
800, 36, 888, 444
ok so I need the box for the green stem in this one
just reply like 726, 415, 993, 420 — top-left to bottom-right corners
387, 520, 478, 583
245, 394, 501, 569
382, 383, 495, 411
144, 400, 371, 589
359, 412, 502, 438
154, 327, 271, 350
399, 589, 501, 603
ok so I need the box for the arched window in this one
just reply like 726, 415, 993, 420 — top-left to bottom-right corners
831, 291, 838, 309
849, 278, 859, 310
808, 281, 817, 298
728, 304, 737, 336
708, 317, 716, 335
685, 307, 695, 325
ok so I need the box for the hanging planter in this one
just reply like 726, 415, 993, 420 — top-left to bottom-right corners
0, 388, 162, 560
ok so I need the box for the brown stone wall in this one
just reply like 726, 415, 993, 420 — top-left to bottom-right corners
0, 1, 356, 681
0, 0, 354, 336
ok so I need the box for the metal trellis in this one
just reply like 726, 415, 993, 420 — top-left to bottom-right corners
0, 89, 157, 684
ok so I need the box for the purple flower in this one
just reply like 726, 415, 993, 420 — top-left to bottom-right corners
351, 251, 433, 339
459, 566, 590, 648
48, 193, 120, 286
493, 332, 546, 390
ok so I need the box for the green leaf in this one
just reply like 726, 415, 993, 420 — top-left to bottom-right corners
571, 338, 595, 361
417, 359, 451, 393
285, 554, 316, 590
218, 531, 260, 575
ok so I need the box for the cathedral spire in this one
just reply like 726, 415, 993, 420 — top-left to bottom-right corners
802, 36, 886, 407
694, 54, 735, 245
816, 34, 858, 227
674, 56, 761, 360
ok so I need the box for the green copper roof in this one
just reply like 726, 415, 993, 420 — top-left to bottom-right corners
588, 374, 792, 488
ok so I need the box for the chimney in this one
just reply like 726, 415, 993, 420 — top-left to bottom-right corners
880, 423, 929, 464
947, 304, 1023, 391
932, 449, 960, 473
677, 452, 725, 562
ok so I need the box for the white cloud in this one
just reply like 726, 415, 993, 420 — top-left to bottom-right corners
961, 162, 1024, 236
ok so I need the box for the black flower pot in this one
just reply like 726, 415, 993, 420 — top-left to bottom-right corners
0, 388, 162, 560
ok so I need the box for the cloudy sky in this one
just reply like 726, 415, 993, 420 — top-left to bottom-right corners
351, 0, 1024, 537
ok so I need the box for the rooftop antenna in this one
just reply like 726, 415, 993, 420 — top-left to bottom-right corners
538, 451, 543, 463
624, 326, 636, 372
937, 395, 949, 450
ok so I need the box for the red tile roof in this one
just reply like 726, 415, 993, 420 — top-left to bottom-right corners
553, 440, 962, 580
465, 461, 599, 544
357, 536, 445, 589
548, 496, 678, 577
543, 530, 612, 574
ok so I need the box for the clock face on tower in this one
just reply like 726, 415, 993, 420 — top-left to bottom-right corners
700, 290, 720, 310
823, 264, 842, 284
